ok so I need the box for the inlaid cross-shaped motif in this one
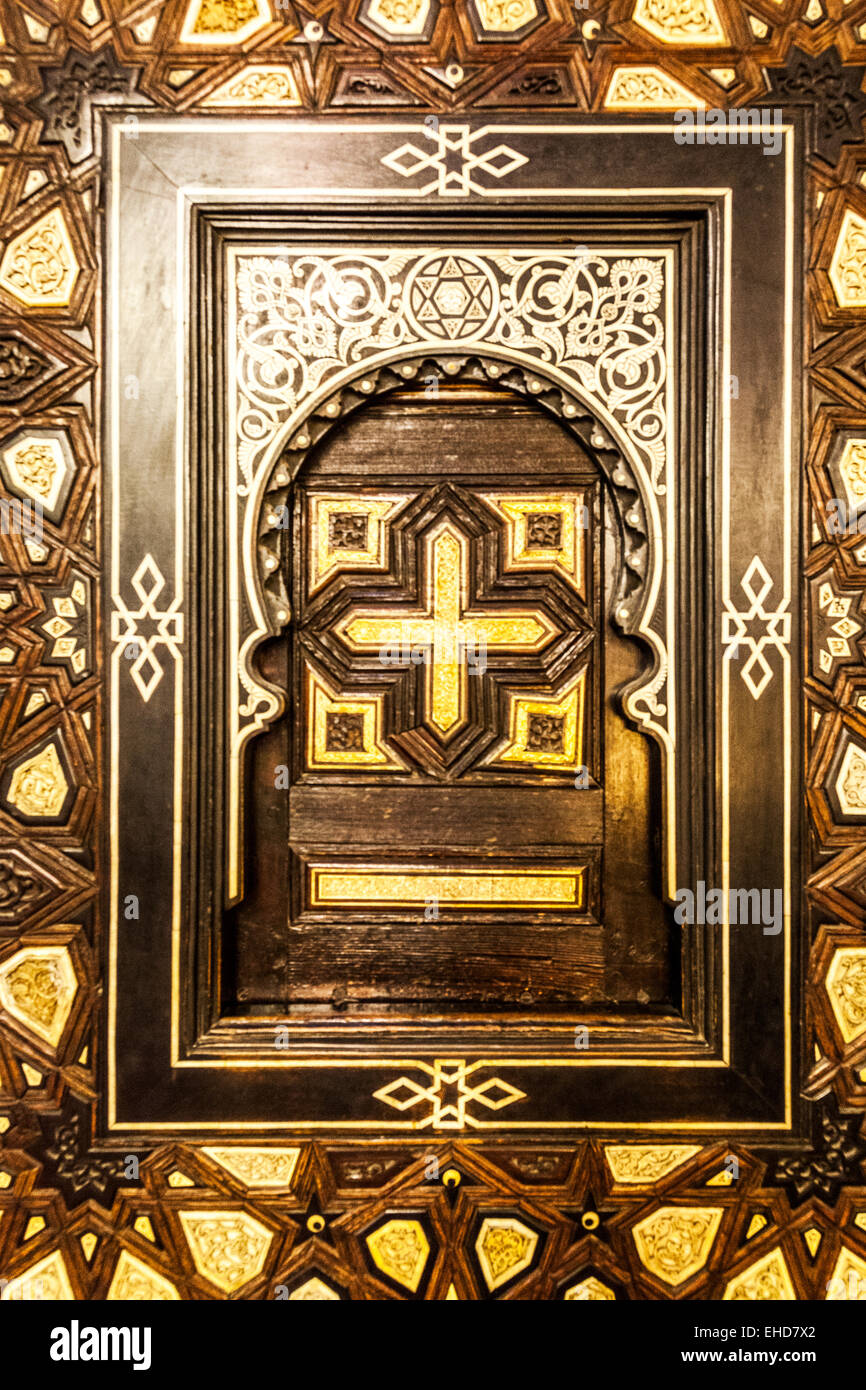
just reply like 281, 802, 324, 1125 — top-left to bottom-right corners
335, 520, 557, 736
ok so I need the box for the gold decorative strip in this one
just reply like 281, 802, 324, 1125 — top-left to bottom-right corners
310, 864, 584, 909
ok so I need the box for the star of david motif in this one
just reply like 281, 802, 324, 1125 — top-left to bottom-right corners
407, 254, 495, 341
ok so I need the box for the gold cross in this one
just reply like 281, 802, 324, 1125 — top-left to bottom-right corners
335, 520, 556, 735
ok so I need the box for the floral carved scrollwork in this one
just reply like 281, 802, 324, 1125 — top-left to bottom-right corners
234, 250, 668, 493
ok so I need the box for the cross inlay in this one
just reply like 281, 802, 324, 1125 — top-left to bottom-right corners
335, 520, 557, 735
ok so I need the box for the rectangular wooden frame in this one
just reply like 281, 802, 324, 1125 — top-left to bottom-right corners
104, 114, 802, 1140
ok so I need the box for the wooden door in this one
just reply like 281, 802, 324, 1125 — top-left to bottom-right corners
231, 381, 671, 1016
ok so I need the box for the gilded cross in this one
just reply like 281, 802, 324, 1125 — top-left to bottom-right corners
335, 520, 556, 735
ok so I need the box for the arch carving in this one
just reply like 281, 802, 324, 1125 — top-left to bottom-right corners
225, 247, 675, 897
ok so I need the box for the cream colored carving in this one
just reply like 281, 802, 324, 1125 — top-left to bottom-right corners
830, 209, 866, 308
632, 1206, 723, 1284
0, 208, 78, 308
107, 1251, 181, 1300
604, 66, 704, 109
203, 65, 300, 107
0, 945, 77, 1048
632, 0, 726, 44
6, 742, 68, 818
474, 0, 538, 32
605, 1144, 702, 1183
825, 946, 866, 1043
723, 1248, 796, 1300
178, 1211, 272, 1293
200, 1146, 300, 1188
476, 1216, 537, 1290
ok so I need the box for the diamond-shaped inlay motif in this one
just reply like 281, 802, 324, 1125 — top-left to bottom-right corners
367, 1218, 430, 1292
178, 1211, 273, 1293
0, 427, 75, 520
381, 125, 528, 196
825, 947, 866, 1044
831, 209, 866, 308
373, 1058, 525, 1129
0, 208, 79, 309
722, 556, 791, 700
0, 944, 77, 1048
111, 554, 184, 702
632, 1206, 723, 1286
476, 1216, 538, 1291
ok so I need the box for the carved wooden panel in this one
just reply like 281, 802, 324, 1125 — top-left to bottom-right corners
0, 0, 865, 1307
